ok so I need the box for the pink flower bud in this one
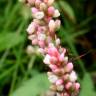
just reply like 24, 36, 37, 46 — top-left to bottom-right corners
59, 53, 64, 62
75, 83, 80, 91
63, 74, 69, 81
50, 56, 57, 64
47, 6, 55, 16
38, 40, 45, 48
31, 7, 38, 14
47, 47, 59, 57
65, 62, 73, 72
65, 82, 72, 90
32, 39, 38, 45
56, 79, 63, 85
49, 64, 58, 70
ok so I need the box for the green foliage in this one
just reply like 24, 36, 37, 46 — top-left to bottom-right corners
11, 74, 50, 96
0, 33, 24, 52
79, 73, 96, 96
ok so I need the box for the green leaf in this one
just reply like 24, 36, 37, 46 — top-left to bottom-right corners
0, 32, 24, 51
79, 73, 96, 96
11, 74, 50, 96
58, 0, 76, 23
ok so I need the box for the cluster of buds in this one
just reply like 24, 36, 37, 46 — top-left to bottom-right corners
25, 0, 80, 96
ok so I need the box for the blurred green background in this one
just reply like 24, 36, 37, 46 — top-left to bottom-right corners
0, 0, 96, 96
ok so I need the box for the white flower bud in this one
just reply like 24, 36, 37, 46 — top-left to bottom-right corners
26, 45, 34, 54
28, 35, 36, 40
34, 11, 44, 19
40, 3, 47, 11
26, 22, 35, 34
48, 0, 55, 6
38, 34, 46, 41
64, 56, 68, 64
57, 85, 64, 91
48, 74, 58, 83
43, 54, 51, 64
48, 20, 56, 32
53, 9, 60, 18
55, 38, 60, 46
69, 71, 77, 82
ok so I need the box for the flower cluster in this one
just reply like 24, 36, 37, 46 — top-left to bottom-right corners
25, 0, 80, 96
